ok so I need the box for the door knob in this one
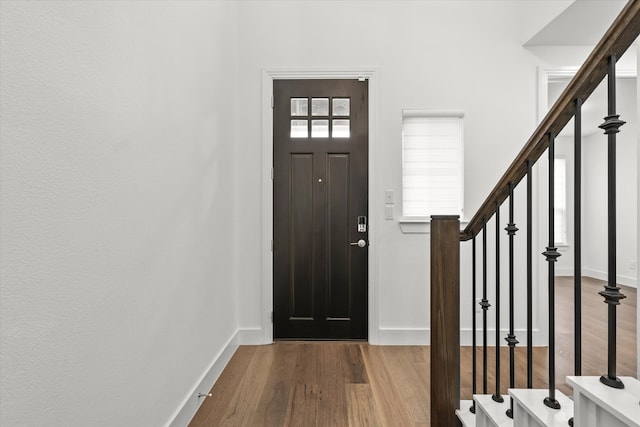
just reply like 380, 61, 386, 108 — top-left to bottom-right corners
350, 239, 367, 248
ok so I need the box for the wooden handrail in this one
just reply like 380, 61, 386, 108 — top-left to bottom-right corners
461, 0, 640, 241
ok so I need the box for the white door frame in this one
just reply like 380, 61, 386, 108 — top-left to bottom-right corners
537, 66, 636, 125
260, 68, 379, 344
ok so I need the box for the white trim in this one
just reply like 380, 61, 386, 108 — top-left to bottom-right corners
460, 328, 546, 347
637, 44, 639, 380
166, 331, 239, 427
554, 156, 568, 246
554, 268, 638, 288
537, 67, 637, 130
397, 218, 469, 234
555, 270, 638, 288
582, 268, 637, 289
402, 109, 465, 118
261, 68, 380, 344
398, 219, 433, 234
378, 328, 430, 345
261, 71, 273, 345
238, 327, 267, 345
376, 327, 546, 346
555, 267, 575, 277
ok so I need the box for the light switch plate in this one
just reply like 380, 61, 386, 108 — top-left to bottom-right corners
385, 205, 394, 220
384, 190, 394, 204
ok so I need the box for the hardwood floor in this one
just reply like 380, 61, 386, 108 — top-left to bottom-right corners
189, 342, 430, 426
189, 277, 636, 426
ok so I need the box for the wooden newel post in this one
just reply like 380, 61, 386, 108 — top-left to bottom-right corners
430, 215, 461, 427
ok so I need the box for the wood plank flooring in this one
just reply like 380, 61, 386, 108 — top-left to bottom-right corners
189, 277, 636, 426
189, 342, 429, 426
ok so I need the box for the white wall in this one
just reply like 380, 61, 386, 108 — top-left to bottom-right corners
0, 2, 239, 426
235, 0, 571, 345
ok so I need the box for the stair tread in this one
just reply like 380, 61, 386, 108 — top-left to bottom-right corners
474, 394, 513, 426
567, 376, 640, 426
456, 400, 476, 427
509, 388, 573, 427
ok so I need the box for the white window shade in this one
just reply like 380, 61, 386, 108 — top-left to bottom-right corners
402, 113, 464, 218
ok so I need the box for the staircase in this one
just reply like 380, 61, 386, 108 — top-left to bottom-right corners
456, 376, 640, 426
429, 1, 640, 426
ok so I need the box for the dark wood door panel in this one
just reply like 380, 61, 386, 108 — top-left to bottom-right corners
290, 153, 314, 320
327, 153, 350, 320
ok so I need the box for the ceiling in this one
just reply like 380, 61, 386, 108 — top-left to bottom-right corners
535, 0, 637, 137
525, 0, 629, 46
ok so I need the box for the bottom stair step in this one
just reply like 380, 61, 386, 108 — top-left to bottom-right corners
567, 376, 640, 427
509, 389, 573, 427
474, 394, 513, 427
456, 400, 476, 427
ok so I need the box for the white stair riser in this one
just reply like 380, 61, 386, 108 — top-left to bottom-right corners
574, 391, 639, 427
567, 376, 640, 427
456, 400, 477, 427
473, 395, 513, 427
459, 378, 640, 427
513, 401, 539, 427
475, 408, 489, 427
508, 389, 573, 427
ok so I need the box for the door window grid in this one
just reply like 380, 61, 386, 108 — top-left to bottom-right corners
291, 98, 308, 116
311, 98, 329, 116
290, 97, 351, 138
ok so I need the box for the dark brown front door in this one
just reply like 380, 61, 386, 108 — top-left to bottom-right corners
273, 79, 368, 340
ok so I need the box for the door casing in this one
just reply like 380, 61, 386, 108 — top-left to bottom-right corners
260, 68, 379, 344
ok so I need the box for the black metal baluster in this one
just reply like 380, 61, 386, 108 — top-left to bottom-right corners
469, 236, 477, 414
599, 54, 626, 389
482, 219, 490, 394
493, 203, 503, 403
568, 97, 584, 427
505, 183, 518, 418
471, 235, 477, 413
543, 132, 561, 410
574, 98, 583, 377
527, 160, 533, 389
